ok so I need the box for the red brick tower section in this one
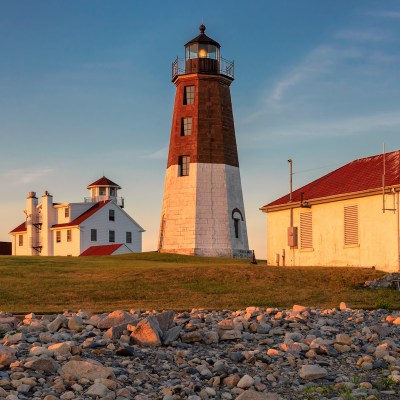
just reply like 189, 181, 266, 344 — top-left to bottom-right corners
159, 25, 250, 258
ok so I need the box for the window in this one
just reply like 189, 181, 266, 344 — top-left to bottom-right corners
344, 205, 359, 245
300, 212, 312, 249
110, 187, 116, 196
109, 230, 115, 243
65, 207, 70, 218
67, 230, 72, 242
91, 229, 97, 242
183, 85, 195, 105
126, 232, 132, 244
18, 235, 23, 246
99, 187, 106, 196
232, 208, 244, 240
178, 156, 190, 176
109, 209, 115, 221
181, 117, 192, 136
56, 231, 61, 243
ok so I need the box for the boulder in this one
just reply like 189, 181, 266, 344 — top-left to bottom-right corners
162, 326, 182, 345
24, 357, 59, 373
236, 391, 281, 400
97, 310, 135, 329
237, 374, 255, 389
130, 316, 162, 346
61, 359, 114, 381
0, 345, 16, 366
48, 342, 72, 356
103, 323, 128, 340
86, 382, 115, 399
154, 311, 175, 333
219, 329, 241, 340
299, 364, 328, 380
68, 316, 84, 331
47, 315, 67, 332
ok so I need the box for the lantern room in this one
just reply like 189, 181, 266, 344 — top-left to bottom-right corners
184, 24, 221, 75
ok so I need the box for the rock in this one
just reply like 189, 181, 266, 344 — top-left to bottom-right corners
103, 323, 128, 340
24, 357, 59, 373
154, 311, 175, 333
336, 333, 352, 345
3, 332, 26, 345
339, 302, 349, 310
237, 375, 254, 389
97, 310, 135, 329
219, 329, 241, 341
0, 345, 16, 366
299, 365, 328, 380
130, 316, 162, 346
47, 315, 67, 332
61, 359, 114, 381
202, 330, 219, 345
293, 305, 307, 312
115, 346, 135, 356
68, 316, 84, 331
236, 390, 281, 400
162, 326, 182, 345
48, 342, 71, 356
222, 374, 240, 387
181, 331, 202, 343
86, 382, 115, 399
0, 317, 18, 331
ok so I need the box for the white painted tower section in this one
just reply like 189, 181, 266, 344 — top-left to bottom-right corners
160, 163, 249, 257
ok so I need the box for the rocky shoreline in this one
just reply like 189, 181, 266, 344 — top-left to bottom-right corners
0, 305, 399, 400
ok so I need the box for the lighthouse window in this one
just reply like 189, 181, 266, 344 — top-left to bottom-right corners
181, 117, 192, 136
178, 156, 190, 176
99, 187, 106, 196
183, 86, 195, 105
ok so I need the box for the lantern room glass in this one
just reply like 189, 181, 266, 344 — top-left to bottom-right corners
185, 44, 220, 61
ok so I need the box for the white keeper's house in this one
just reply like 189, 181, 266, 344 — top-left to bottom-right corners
9, 176, 144, 256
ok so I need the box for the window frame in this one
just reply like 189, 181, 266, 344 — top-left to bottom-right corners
18, 235, 23, 246
178, 155, 190, 177
109, 209, 115, 222
109, 230, 115, 243
65, 207, 70, 218
181, 117, 193, 136
67, 229, 72, 242
183, 85, 195, 105
56, 231, 61, 243
126, 231, 132, 244
91, 229, 97, 242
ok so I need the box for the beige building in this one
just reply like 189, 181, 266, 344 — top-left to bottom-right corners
260, 151, 400, 272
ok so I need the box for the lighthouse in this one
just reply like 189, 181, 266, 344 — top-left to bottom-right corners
159, 25, 250, 258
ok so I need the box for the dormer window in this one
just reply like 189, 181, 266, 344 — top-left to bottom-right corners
65, 207, 70, 218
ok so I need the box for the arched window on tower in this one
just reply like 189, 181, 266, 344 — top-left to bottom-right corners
232, 208, 244, 239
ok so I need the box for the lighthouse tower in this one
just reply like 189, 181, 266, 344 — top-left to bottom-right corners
159, 25, 250, 258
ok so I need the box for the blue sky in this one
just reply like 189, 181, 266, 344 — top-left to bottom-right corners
1, 1, 399, 259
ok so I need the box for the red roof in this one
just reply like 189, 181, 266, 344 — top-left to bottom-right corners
52, 200, 110, 228
87, 176, 121, 189
10, 221, 27, 234
264, 150, 400, 208
80, 244, 124, 256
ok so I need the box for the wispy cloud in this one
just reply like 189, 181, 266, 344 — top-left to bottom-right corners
335, 29, 389, 42
143, 147, 168, 160
0, 168, 54, 185
369, 10, 400, 19
256, 111, 400, 141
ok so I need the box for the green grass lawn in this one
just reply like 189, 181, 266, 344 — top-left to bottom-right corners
0, 252, 399, 313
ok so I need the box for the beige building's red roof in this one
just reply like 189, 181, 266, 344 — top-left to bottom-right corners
262, 150, 400, 209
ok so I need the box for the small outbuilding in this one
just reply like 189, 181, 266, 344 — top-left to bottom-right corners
260, 151, 400, 272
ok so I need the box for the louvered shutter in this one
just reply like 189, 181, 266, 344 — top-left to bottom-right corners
300, 212, 313, 249
344, 205, 359, 245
